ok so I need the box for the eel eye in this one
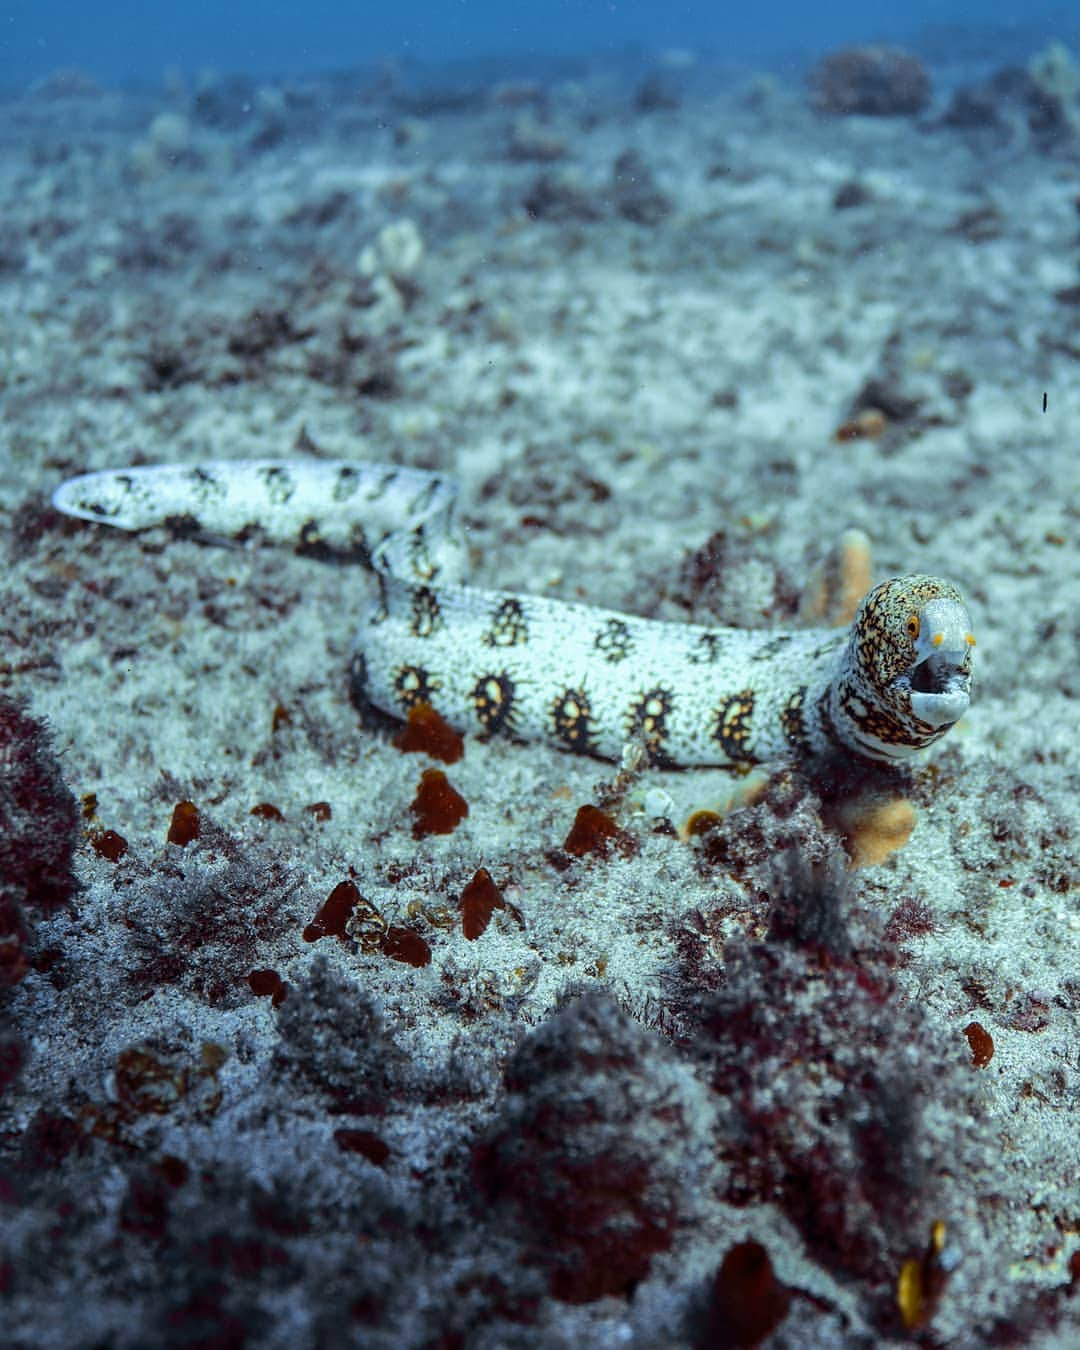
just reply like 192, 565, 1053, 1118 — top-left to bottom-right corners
906, 614, 920, 640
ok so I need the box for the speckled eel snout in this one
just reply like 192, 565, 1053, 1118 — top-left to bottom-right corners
53, 459, 975, 769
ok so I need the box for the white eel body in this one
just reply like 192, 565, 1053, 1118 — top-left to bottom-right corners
53, 459, 975, 768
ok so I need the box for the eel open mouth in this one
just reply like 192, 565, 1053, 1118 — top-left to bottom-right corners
907, 650, 970, 727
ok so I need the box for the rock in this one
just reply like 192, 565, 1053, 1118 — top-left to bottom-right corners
810, 45, 931, 117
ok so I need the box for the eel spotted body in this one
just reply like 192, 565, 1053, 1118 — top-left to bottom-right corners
53, 459, 975, 768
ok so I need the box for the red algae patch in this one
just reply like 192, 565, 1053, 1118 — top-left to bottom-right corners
460, 867, 505, 940
563, 803, 628, 858
392, 702, 464, 764
333, 1129, 390, 1166
167, 800, 201, 847
90, 828, 128, 862
303, 880, 360, 944
380, 926, 431, 967
699, 1240, 791, 1348
248, 969, 288, 1007
410, 769, 468, 838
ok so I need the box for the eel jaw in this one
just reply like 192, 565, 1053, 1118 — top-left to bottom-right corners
906, 596, 975, 729
907, 653, 971, 728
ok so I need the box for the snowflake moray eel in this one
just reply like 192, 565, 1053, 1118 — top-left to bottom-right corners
53, 459, 975, 768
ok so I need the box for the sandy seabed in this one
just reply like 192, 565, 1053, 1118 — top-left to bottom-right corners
0, 38, 1078, 1349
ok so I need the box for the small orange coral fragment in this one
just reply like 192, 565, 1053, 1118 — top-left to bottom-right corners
167, 800, 200, 847
410, 768, 469, 838
798, 528, 873, 627
393, 701, 464, 764
460, 867, 505, 940
250, 802, 284, 821
837, 795, 916, 868
835, 406, 887, 442
898, 1221, 952, 1331
305, 800, 332, 822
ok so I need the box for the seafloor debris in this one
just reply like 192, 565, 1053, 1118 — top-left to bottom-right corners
562, 802, 625, 858
248, 967, 288, 1006
460, 866, 505, 940
695, 1240, 792, 1348
964, 1021, 995, 1068
166, 799, 201, 847
303, 879, 360, 944
392, 700, 465, 764
409, 768, 469, 838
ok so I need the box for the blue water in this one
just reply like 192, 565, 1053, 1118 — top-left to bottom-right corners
0, 0, 1070, 86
